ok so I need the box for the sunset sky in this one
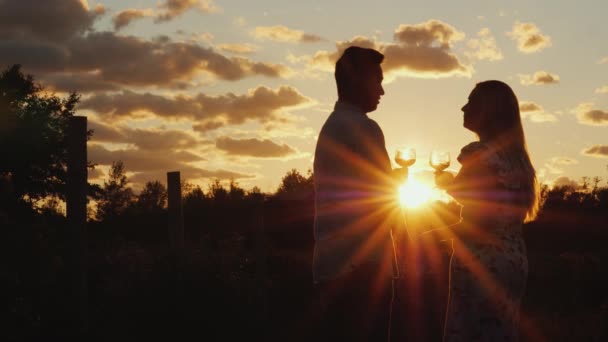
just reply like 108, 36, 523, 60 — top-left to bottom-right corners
3, 0, 607, 193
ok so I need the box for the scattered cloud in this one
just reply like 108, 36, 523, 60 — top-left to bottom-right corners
233, 16, 247, 27
519, 101, 557, 122
88, 143, 202, 172
88, 143, 252, 187
575, 103, 608, 126
581, 145, 608, 158
81, 86, 313, 131
217, 43, 259, 55
544, 156, 579, 175
552, 176, 581, 189
594, 85, 608, 94
251, 25, 323, 43
310, 20, 471, 79
155, 0, 221, 23
507, 21, 551, 54
113, 9, 154, 30
550, 157, 579, 165
0, 30, 290, 89
466, 28, 503, 61
89, 120, 207, 151
0, 0, 103, 42
40, 73, 120, 93
518, 71, 560, 86
216, 137, 298, 158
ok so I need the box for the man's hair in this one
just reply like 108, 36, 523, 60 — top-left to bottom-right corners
335, 46, 384, 98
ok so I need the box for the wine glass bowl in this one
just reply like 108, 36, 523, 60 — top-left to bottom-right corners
395, 147, 416, 168
429, 150, 450, 172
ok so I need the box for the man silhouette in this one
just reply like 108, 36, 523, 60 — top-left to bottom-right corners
313, 46, 405, 341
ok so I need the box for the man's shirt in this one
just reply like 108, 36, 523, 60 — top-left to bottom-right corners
313, 101, 400, 283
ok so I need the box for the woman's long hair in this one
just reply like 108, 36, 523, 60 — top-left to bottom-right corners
474, 80, 540, 222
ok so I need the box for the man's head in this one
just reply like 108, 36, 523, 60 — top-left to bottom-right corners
335, 46, 385, 113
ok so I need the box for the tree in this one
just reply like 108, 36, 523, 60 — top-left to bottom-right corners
228, 179, 246, 201
0, 64, 85, 206
96, 161, 134, 221
275, 168, 314, 199
136, 181, 167, 212
208, 179, 228, 201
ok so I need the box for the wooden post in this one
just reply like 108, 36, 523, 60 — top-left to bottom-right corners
254, 200, 268, 339
66, 116, 88, 336
167, 171, 184, 300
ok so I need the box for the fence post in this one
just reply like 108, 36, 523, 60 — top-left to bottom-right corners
66, 116, 88, 337
254, 199, 268, 339
167, 171, 184, 305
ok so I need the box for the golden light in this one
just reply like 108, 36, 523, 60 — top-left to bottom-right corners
398, 178, 433, 208
398, 175, 453, 209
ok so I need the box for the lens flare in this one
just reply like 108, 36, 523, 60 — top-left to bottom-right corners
399, 178, 433, 208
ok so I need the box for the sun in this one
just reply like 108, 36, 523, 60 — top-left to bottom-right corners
398, 178, 434, 208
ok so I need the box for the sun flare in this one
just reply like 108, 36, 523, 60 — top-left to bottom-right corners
398, 178, 434, 208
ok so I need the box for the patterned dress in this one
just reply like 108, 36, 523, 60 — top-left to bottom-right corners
443, 142, 529, 342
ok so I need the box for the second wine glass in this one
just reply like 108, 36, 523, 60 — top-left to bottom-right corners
429, 150, 450, 172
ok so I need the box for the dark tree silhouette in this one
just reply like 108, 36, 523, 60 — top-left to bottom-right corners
275, 168, 314, 199
96, 161, 134, 221
136, 180, 167, 212
0, 64, 83, 207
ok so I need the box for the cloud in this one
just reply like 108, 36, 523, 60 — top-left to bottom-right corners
543, 156, 579, 176
0, 30, 289, 89
40, 73, 120, 92
582, 145, 608, 158
595, 85, 608, 94
88, 144, 252, 187
113, 9, 154, 30
234, 16, 247, 27
88, 167, 104, 180
88, 143, 201, 172
216, 137, 297, 158
81, 85, 312, 130
550, 157, 579, 165
519, 101, 557, 122
155, 0, 221, 23
0, 0, 102, 42
466, 28, 503, 61
518, 71, 560, 86
552, 176, 581, 189
310, 20, 471, 79
507, 21, 552, 53
112, 1, 220, 30
67, 32, 288, 84
251, 25, 323, 43
575, 103, 608, 126
88, 120, 207, 151
217, 43, 259, 55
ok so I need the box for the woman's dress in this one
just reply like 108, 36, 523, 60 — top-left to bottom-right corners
443, 142, 529, 342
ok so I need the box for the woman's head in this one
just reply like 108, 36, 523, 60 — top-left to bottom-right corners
461, 80, 522, 142
462, 80, 540, 222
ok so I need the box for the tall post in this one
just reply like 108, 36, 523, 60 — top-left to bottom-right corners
167, 171, 184, 302
66, 116, 88, 336
254, 199, 268, 339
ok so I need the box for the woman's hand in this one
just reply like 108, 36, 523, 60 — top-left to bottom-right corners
392, 167, 408, 183
434, 171, 454, 190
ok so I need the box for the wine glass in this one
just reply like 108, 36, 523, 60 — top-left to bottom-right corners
429, 150, 451, 172
395, 147, 416, 168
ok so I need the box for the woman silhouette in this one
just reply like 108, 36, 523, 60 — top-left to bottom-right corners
428, 80, 540, 341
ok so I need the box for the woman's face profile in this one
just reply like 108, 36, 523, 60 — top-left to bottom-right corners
461, 87, 484, 134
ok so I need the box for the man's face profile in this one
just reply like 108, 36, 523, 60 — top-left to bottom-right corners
357, 65, 384, 113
